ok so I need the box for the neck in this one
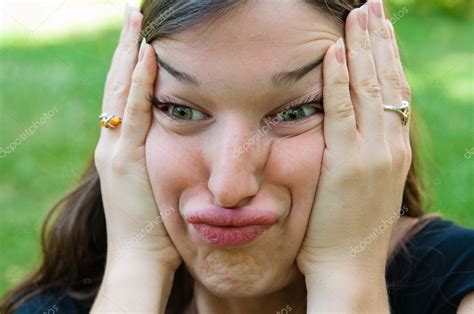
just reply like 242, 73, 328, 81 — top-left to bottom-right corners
190, 273, 307, 314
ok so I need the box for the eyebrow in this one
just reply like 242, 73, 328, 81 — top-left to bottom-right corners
156, 52, 325, 88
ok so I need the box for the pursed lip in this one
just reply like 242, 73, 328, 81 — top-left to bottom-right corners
185, 208, 278, 247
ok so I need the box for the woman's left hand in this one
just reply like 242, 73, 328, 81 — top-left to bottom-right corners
296, 1, 412, 310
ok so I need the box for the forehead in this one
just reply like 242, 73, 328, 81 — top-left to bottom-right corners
152, 0, 341, 101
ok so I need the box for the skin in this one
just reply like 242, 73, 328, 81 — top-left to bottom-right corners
91, 0, 474, 313
147, 0, 335, 305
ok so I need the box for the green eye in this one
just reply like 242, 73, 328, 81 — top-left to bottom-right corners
276, 105, 318, 122
165, 105, 207, 121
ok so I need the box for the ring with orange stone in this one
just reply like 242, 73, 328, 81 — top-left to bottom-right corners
99, 113, 122, 129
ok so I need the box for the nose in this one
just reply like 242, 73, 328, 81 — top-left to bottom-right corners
207, 118, 269, 208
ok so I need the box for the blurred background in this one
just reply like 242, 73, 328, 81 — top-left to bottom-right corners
0, 0, 473, 296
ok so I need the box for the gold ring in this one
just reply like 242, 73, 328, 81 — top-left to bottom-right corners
99, 113, 122, 128
383, 101, 410, 126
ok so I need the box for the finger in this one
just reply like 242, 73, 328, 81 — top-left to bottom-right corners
323, 38, 357, 152
385, 20, 411, 102
104, 8, 144, 117
101, 4, 130, 115
104, 3, 131, 87
119, 42, 158, 150
367, 0, 403, 132
368, 1, 409, 189
386, 19, 412, 172
99, 7, 143, 146
386, 20, 411, 144
98, 4, 132, 146
345, 4, 384, 141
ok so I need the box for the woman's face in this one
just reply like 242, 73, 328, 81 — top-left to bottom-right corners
146, 0, 340, 296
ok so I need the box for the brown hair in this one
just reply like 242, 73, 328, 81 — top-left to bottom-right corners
1, 1, 430, 313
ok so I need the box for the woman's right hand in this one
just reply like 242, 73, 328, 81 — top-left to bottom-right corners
94, 5, 180, 268
92, 6, 181, 313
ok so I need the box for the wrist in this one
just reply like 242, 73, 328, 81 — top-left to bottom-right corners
92, 255, 180, 313
103, 255, 179, 282
107, 245, 182, 272
298, 247, 388, 278
305, 266, 389, 313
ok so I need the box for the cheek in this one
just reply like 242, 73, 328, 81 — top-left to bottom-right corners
145, 120, 204, 197
145, 120, 324, 255
265, 126, 325, 245
145, 121, 205, 234
266, 127, 324, 202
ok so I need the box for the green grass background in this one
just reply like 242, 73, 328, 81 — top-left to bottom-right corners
1, 4, 473, 296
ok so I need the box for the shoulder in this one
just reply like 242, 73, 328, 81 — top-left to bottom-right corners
387, 218, 474, 314
13, 291, 90, 314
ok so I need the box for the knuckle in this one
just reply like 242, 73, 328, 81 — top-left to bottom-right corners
402, 82, 412, 100
117, 38, 132, 53
374, 26, 391, 40
111, 160, 128, 176
363, 37, 373, 49
115, 41, 126, 55
392, 142, 407, 169
111, 154, 130, 176
373, 151, 392, 175
122, 41, 136, 55
127, 33, 141, 46
359, 39, 372, 53
349, 160, 365, 178
94, 146, 109, 171
125, 102, 141, 118
131, 69, 143, 84
108, 81, 129, 99
349, 40, 370, 59
336, 101, 355, 119
358, 78, 382, 99
326, 88, 353, 119
111, 147, 145, 173
381, 69, 402, 89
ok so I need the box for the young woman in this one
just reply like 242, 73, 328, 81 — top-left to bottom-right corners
2, 0, 473, 313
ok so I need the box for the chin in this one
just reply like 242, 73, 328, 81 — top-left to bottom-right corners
188, 249, 300, 297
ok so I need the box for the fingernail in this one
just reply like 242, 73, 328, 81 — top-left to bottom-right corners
138, 38, 147, 62
335, 38, 345, 64
369, 0, 383, 18
358, 5, 368, 30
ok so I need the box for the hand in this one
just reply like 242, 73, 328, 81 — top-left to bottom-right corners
297, 0, 411, 286
94, 6, 180, 270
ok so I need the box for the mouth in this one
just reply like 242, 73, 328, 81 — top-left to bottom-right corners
185, 208, 278, 247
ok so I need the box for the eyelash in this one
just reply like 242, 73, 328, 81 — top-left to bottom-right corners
151, 95, 324, 124
276, 95, 324, 124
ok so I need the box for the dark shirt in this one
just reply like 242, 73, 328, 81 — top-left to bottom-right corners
13, 218, 474, 314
